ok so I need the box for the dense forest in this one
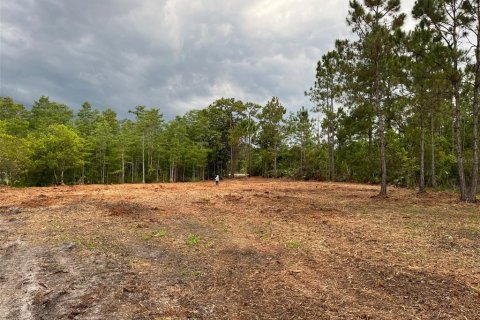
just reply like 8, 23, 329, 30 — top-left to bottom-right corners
1, 0, 479, 201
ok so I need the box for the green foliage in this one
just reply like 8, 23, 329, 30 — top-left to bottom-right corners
31, 124, 84, 184
286, 107, 314, 178
0, 129, 31, 185
30, 96, 73, 131
91, 109, 120, 184
0, 97, 29, 136
185, 234, 201, 246
257, 97, 286, 177
285, 240, 301, 249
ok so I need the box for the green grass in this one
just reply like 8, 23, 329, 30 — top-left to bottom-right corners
181, 270, 204, 278
85, 240, 97, 250
204, 240, 215, 248
57, 233, 97, 250
57, 234, 82, 246
286, 240, 302, 249
186, 234, 201, 246
143, 228, 167, 240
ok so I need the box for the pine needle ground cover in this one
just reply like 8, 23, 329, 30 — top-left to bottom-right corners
0, 179, 478, 319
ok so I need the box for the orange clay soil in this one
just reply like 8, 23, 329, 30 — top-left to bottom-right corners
0, 178, 479, 319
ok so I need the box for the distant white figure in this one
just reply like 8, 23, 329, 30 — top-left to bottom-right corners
215, 175, 220, 186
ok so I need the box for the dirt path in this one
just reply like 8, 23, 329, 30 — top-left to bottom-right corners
0, 207, 39, 319
0, 179, 479, 319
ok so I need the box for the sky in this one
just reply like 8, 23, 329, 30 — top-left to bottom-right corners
0, 0, 416, 118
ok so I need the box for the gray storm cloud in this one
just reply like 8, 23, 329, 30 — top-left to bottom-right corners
0, 0, 415, 117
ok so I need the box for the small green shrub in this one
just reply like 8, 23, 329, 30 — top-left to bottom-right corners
186, 234, 201, 246
286, 240, 301, 249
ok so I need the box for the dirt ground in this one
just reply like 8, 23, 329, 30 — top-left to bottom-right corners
0, 178, 479, 320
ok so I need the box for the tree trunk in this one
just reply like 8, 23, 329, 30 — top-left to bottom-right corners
376, 56, 387, 196
330, 96, 335, 181
453, 81, 467, 200
449, 15, 468, 200
273, 142, 277, 178
431, 112, 436, 188
470, 91, 479, 201
230, 144, 236, 179
317, 111, 321, 143
368, 127, 373, 180
379, 110, 387, 196
300, 145, 304, 177
248, 134, 252, 176
142, 132, 145, 184
81, 165, 85, 184
102, 154, 106, 185
121, 149, 125, 184
468, 22, 480, 202
327, 130, 331, 180
329, 128, 335, 181
419, 113, 426, 193
332, 134, 335, 181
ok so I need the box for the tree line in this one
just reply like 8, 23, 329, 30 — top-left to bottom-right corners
306, 0, 479, 201
0, 95, 311, 186
1, 0, 479, 201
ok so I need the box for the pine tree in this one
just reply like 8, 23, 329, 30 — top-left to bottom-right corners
347, 0, 406, 196
257, 97, 286, 177
413, 0, 475, 201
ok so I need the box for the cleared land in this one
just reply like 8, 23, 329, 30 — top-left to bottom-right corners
0, 179, 479, 319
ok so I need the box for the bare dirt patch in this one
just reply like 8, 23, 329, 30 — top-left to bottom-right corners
0, 179, 479, 319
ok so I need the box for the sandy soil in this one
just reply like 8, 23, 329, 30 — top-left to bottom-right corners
0, 178, 479, 319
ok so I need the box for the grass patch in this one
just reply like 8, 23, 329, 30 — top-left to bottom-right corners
286, 240, 302, 249
184, 234, 214, 248
57, 233, 127, 254
143, 228, 167, 241
253, 222, 273, 241
57, 234, 83, 246
181, 269, 204, 278
459, 225, 480, 240
205, 240, 215, 248
57, 234, 97, 250
186, 234, 201, 246
49, 219, 62, 230
85, 240, 97, 250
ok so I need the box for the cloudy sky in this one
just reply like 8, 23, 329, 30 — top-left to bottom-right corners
0, 0, 416, 118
